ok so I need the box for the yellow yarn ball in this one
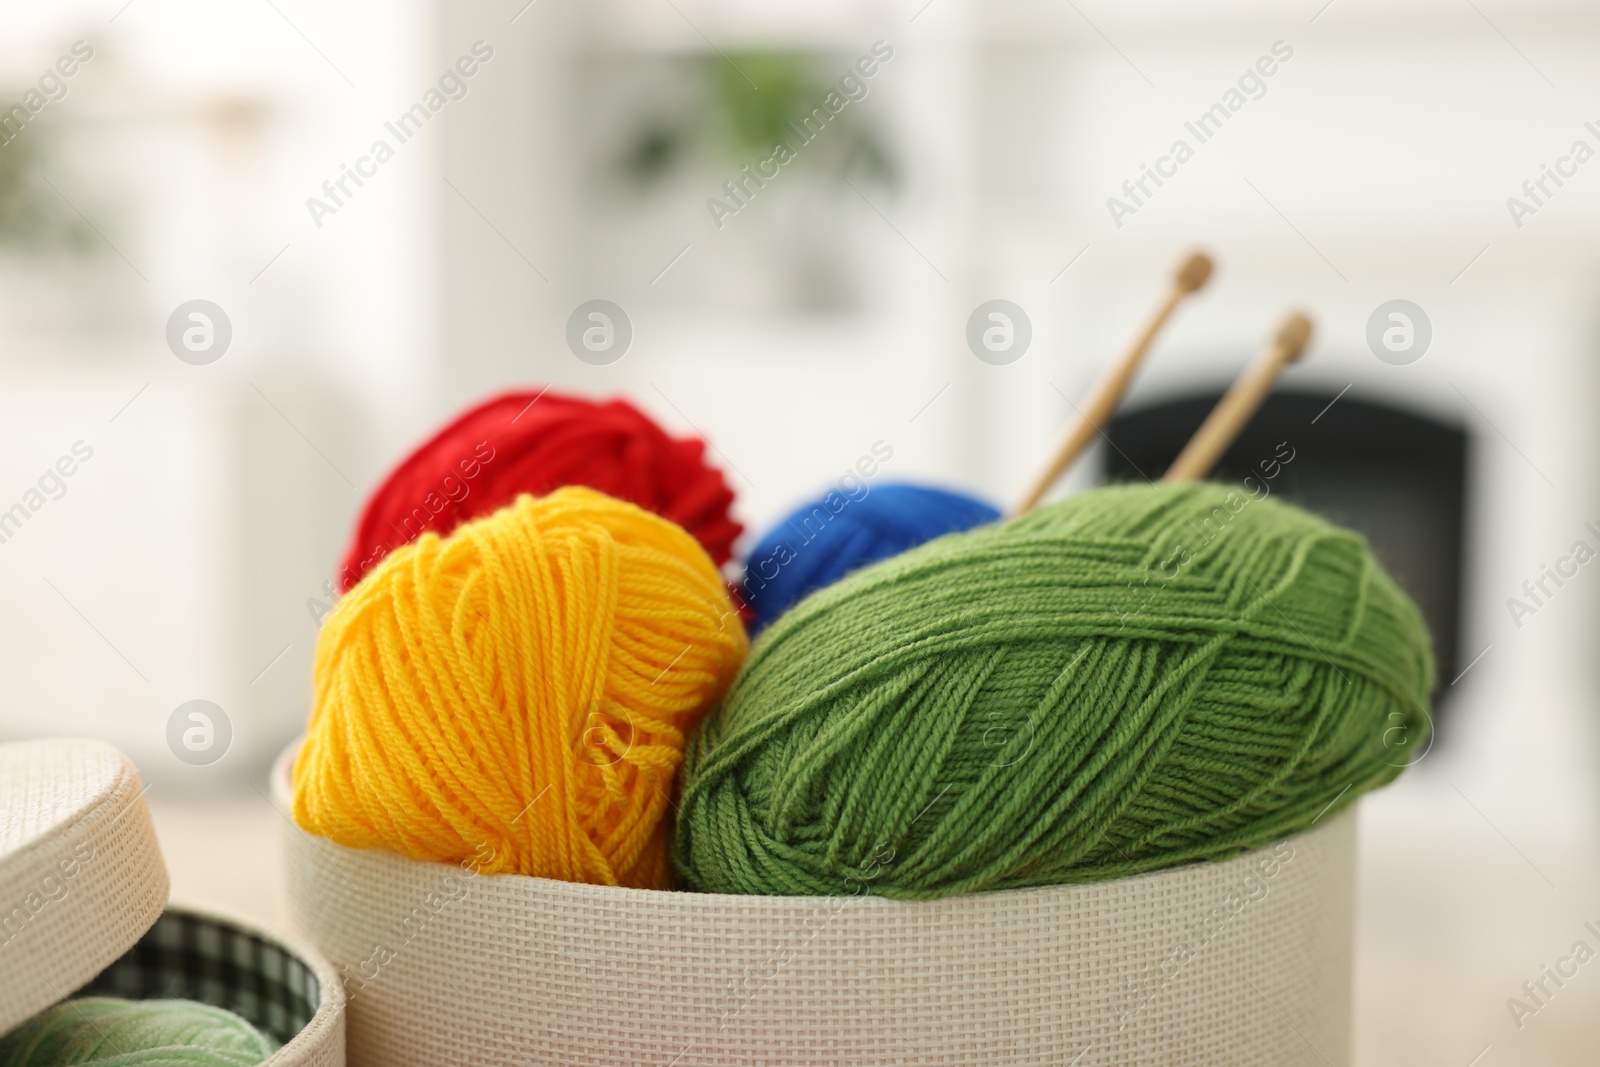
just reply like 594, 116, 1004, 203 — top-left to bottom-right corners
292, 486, 748, 889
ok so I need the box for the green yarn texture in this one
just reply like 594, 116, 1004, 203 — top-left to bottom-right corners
0, 998, 276, 1067
675, 483, 1434, 899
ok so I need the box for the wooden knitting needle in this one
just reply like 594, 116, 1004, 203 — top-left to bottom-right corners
1163, 311, 1314, 483
1010, 250, 1213, 516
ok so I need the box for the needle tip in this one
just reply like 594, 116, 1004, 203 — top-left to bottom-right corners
1276, 311, 1315, 361
1175, 251, 1214, 293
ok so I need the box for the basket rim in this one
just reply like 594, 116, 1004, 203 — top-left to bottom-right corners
156, 901, 345, 1066
272, 737, 1352, 910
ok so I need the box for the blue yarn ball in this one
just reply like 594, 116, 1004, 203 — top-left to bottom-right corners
740, 482, 999, 633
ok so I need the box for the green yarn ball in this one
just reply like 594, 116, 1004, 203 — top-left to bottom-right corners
0, 998, 276, 1067
675, 483, 1433, 899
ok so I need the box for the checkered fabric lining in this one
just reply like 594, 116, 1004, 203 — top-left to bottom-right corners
73, 909, 322, 1046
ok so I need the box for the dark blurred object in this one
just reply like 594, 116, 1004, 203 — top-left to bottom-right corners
1104, 389, 1468, 699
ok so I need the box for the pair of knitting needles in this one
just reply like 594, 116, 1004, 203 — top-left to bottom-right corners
1009, 252, 1313, 516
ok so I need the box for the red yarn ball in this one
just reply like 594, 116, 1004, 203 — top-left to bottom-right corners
338, 389, 742, 592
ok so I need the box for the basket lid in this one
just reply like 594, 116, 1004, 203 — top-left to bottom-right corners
0, 737, 170, 1033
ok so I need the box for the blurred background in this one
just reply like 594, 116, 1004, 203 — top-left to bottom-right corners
1, 0, 1597, 1061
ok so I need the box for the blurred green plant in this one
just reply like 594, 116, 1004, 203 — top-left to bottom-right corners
617, 52, 896, 191
0, 124, 92, 250
618, 122, 682, 185
714, 54, 825, 157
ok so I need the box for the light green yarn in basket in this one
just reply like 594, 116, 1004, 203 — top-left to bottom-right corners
0, 998, 276, 1067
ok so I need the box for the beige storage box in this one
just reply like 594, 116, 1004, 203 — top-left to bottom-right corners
0, 737, 345, 1066
275, 739, 1356, 1066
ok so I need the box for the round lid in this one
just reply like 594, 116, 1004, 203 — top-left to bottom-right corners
0, 738, 169, 1034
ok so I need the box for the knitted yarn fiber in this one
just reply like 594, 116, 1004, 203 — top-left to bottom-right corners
676, 483, 1433, 899
339, 390, 742, 591
0, 998, 275, 1067
297, 487, 749, 889
741, 483, 999, 634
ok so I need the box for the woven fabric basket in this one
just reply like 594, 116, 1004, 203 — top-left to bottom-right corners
274, 741, 1355, 1066
80, 905, 347, 1067
0, 738, 168, 1034
0, 738, 345, 1066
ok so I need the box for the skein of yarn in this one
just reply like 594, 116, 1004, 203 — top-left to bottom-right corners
0, 998, 275, 1067
741, 483, 999, 634
338, 390, 742, 591
297, 486, 748, 889
676, 483, 1433, 899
